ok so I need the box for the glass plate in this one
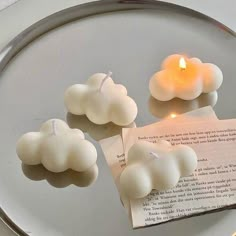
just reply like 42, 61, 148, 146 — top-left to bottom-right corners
0, 1, 235, 235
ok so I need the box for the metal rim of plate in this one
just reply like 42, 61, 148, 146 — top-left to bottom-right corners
0, 0, 235, 235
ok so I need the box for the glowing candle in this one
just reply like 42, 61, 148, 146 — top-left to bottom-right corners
149, 54, 223, 101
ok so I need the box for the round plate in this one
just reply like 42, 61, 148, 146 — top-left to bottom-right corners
0, 1, 236, 236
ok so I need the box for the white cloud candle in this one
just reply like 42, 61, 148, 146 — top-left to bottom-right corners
16, 119, 97, 173
120, 140, 197, 199
64, 72, 138, 126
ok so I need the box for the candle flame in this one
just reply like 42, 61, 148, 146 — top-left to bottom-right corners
179, 57, 186, 70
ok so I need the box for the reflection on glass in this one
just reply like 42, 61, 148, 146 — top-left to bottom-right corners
22, 164, 98, 188
149, 91, 218, 119
66, 113, 136, 141
170, 113, 177, 119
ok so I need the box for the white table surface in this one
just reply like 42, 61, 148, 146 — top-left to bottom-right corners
0, 0, 235, 235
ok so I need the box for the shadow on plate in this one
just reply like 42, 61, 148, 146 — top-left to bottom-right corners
22, 163, 98, 188
66, 113, 136, 141
149, 91, 218, 119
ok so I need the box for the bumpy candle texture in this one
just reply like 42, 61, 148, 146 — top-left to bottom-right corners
149, 54, 223, 101
64, 73, 138, 126
16, 119, 97, 173
120, 140, 197, 199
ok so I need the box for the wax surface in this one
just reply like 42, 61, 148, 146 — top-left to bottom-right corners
64, 73, 138, 126
120, 140, 197, 199
149, 54, 223, 101
16, 119, 97, 173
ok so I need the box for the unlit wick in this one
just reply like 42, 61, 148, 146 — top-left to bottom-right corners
149, 151, 159, 159
52, 120, 57, 135
99, 71, 112, 92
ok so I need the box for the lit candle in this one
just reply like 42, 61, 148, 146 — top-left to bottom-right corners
120, 140, 197, 199
64, 72, 138, 126
16, 119, 98, 173
149, 54, 223, 101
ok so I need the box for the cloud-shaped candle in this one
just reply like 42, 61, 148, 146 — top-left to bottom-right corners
64, 72, 138, 126
16, 119, 97, 173
149, 54, 223, 101
120, 140, 197, 199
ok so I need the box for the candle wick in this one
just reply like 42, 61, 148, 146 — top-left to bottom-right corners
99, 71, 112, 92
52, 120, 56, 135
149, 151, 159, 159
